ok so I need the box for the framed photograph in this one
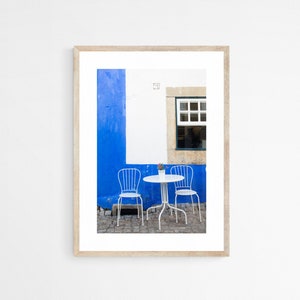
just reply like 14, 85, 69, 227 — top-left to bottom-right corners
74, 46, 229, 256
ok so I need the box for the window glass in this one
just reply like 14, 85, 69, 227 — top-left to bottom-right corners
190, 113, 199, 122
190, 102, 198, 111
180, 102, 188, 110
180, 113, 188, 122
176, 97, 206, 150
177, 126, 206, 149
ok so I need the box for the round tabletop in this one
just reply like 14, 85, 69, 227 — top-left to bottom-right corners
143, 174, 184, 183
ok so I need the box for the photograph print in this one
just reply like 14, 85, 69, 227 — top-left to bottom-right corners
96, 68, 207, 234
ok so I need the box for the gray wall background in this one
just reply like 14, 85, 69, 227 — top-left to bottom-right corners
1, 0, 300, 299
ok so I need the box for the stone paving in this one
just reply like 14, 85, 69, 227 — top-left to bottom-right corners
97, 203, 206, 234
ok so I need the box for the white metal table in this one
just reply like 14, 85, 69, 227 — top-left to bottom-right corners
143, 174, 187, 230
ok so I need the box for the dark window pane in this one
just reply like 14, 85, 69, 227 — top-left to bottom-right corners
180, 113, 188, 122
180, 102, 188, 110
190, 102, 198, 111
190, 113, 198, 122
201, 113, 206, 121
200, 102, 206, 111
176, 126, 206, 150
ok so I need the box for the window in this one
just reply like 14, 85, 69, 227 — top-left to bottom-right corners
176, 97, 206, 150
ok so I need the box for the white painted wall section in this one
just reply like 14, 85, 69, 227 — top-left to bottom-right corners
126, 69, 206, 164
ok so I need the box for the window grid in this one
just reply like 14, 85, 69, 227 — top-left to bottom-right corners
176, 98, 206, 126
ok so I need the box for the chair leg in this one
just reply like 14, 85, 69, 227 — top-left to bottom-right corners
175, 194, 178, 223
117, 197, 122, 226
190, 195, 195, 213
196, 194, 202, 222
139, 196, 144, 225
136, 197, 140, 219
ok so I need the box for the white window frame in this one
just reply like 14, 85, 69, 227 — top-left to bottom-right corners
176, 97, 206, 126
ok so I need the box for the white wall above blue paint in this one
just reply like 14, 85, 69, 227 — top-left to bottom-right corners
126, 69, 206, 164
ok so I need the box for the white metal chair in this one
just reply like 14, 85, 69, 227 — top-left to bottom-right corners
117, 168, 144, 226
170, 165, 202, 223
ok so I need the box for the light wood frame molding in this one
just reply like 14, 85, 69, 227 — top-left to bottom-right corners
74, 46, 230, 256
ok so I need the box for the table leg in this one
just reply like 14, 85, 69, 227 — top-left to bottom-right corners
158, 183, 187, 230
147, 182, 187, 230
167, 203, 187, 225
146, 203, 163, 220
158, 183, 168, 230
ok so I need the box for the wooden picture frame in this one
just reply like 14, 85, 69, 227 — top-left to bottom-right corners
74, 46, 229, 256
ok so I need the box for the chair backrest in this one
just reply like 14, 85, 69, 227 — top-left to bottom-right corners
170, 165, 194, 190
118, 168, 141, 193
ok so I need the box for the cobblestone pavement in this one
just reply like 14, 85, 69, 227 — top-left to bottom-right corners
97, 203, 206, 234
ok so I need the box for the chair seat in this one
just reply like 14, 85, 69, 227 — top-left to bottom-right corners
119, 192, 141, 198
176, 189, 197, 196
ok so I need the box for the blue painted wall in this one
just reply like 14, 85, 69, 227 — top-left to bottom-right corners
97, 69, 126, 205
97, 69, 206, 210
